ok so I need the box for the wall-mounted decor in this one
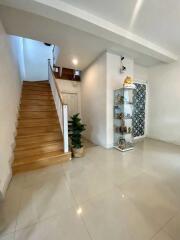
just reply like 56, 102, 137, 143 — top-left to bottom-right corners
133, 83, 146, 138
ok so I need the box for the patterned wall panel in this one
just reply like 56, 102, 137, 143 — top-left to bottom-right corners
133, 83, 146, 137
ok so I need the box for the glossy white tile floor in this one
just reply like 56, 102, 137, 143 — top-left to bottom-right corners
1, 138, 180, 240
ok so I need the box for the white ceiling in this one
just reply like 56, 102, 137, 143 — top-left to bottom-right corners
62, 0, 180, 55
0, 5, 161, 70
0, 0, 179, 69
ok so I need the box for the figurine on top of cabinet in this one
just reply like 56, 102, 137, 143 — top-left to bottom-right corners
123, 76, 136, 89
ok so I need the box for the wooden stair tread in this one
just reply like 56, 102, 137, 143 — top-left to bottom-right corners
20, 105, 56, 111
21, 99, 54, 106
13, 150, 70, 166
15, 142, 64, 159
16, 131, 62, 139
13, 152, 71, 174
23, 81, 49, 85
22, 91, 52, 96
16, 134, 62, 147
19, 111, 57, 119
18, 119, 59, 127
16, 140, 63, 151
21, 95, 53, 100
22, 86, 51, 91
17, 126, 60, 137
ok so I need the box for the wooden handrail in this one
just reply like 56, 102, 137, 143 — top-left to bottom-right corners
48, 60, 65, 105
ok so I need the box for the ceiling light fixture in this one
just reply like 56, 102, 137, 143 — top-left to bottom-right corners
72, 58, 78, 66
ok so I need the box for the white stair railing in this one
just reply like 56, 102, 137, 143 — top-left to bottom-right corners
48, 59, 69, 153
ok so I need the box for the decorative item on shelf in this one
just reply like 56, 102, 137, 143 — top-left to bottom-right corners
120, 56, 126, 73
119, 124, 127, 134
125, 113, 132, 119
68, 113, 86, 158
116, 94, 120, 103
115, 126, 120, 133
119, 96, 124, 104
128, 127, 132, 133
123, 76, 136, 89
118, 138, 126, 149
119, 112, 124, 119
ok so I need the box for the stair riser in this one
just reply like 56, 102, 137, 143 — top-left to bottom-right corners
21, 101, 54, 106
18, 120, 59, 128
17, 128, 60, 136
20, 105, 56, 112
22, 92, 52, 96
16, 140, 63, 150
22, 86, 51, 91
15, 144, 64, 159
21, 95, 53, 100
13, 153, 71, 175
16, 132, 62, 142
19, 112, 57, 119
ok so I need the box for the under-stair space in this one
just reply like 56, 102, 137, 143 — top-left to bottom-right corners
13, 81, 71, 174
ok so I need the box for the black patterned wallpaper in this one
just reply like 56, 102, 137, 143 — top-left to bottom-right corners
133, 83, 146, 137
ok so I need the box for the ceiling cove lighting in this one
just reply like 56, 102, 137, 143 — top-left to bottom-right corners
72, 58, 78, 66
130, 0, 144, 29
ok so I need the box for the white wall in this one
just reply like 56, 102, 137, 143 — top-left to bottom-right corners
56, 79, 81, 116
106, 52, 134, 147
134, 64, 148, 83
148, 61, 180, 145
81, 52, 134, 148
0, 21, 22, 198
23, 38, 54, 81
9, 35, 25, 81
81, 53, 107, 147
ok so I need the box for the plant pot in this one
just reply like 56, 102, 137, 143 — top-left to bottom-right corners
72, 147, 84, 158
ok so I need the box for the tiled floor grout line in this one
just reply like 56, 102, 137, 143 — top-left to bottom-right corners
80, 215, 94, 240
62, 165, 94, 240
149, 215, 176, 240
65, 176, 94, 240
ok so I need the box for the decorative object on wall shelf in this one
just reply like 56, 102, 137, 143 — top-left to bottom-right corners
119, 112, 124, 119
120, 56, 126, 73
119, 124, 127, 134
128, 127, 132, 133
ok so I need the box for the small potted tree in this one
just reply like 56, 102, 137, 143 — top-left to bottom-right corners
68, 113, 86, 157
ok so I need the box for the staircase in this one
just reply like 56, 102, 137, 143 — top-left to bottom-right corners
13, 81, 71, 174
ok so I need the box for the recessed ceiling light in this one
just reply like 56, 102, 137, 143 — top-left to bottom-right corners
72, 58, 78, 66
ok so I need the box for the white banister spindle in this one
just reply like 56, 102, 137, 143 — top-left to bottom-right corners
63, 105, 69, 152
48, 60, 69, 153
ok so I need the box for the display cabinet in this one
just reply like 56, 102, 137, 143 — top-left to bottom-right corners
113, 87, 135, 151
